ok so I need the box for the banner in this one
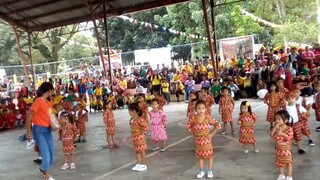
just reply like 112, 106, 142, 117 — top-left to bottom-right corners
219, 35, 254, 62
102, 50, 122, 70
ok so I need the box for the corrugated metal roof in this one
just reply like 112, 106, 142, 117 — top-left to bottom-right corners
0, 0, 191, 32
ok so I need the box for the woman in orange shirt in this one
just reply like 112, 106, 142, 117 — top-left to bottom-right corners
26, 82, 55, 180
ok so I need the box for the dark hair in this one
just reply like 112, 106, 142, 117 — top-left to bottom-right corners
36, 82, 54, 98
103, 100, 112, 110
267, 81, 278, 92
128, 103, 143, 117
240, 101, 252, 115
221, 86, 229, 93
60, 111, 75, 124
195, 100, 206, 108
136, 93, 145, 99
276, 77, 284, 83
275, 110, 291, 126
150, 98, 159, 104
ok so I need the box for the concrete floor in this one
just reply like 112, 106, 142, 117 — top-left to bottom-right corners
1, 99, 320, 180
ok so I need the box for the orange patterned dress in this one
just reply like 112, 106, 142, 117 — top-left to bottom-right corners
187, 115, 221, 159
238, 112, 257, 144
59, 124, 78, 154
138, 101, 149, 121
199, 94, 214, 115
130, 117, 149, 152
76, 109, 88, 136
219, 96, 234, 122
187, 99, 197, 117
264, 92, 281, 122
313, 92, 320, 122
272, 126, 293, 167
278, 87, 289, 109
103, 109, 115, 135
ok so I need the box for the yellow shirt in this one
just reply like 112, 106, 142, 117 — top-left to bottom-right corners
94, 87, 103, 96
37, 80, 43, 88
146, 95, 153, 101
230, 60, 238, 68
119, 80, 127, 88
162, 82, 169, 93
178, 84, 185, 93
235, 77, 244, 85
151, 76, 161, 86
183, 65, 193, 74
108, 96, 115, 102
173, 74, 181, 81
206, 63, 213, 69
208, 71, 214, 79
243, 78, 252, 88
199, 65, 207, 73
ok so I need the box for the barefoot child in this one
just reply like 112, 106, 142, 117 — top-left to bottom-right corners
103, 101, 118, 149
238, 101, 259, 153
59, 111, 78, 170
129, 103, 149, 172
187, 100, 221, 179
264, 82, 281, 129
276, 78, 289, 109
187, 91, 197, 118
149, 99, 168, 152
199, 88, 214, 115
270, 110, 294, 180
219, 86, 235, 135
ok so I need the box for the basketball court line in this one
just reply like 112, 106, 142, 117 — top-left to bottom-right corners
93, 103, 266, 180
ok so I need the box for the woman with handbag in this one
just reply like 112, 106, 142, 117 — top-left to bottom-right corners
26, 82, 56, 180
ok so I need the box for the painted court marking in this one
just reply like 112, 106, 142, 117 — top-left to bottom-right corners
93, 103, 266, 180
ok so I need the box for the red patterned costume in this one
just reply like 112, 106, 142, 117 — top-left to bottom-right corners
286, 104, 309, 142
313, 92, 320, 122
103, 109, 115, 135
238, 113, 257, 144
296, 96, 311, 137
264, 92, 281, 122
278, 87, 289, 109
130, 117, 149, 152
138, 101, 149, 121
199, 94, 214, 115
17, 99, 28, 123
272, 126, 293, 167
59, 124, 78, 154
219, 96, 234, 122
187, 99, 197, 117
76, 109, 88, 136
187, 115, 221, 159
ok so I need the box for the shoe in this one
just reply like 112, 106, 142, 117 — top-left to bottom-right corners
316, 127, 320, 132
298, 149, 305, 154
75, 139, 81, 143
293, 142, 297, 146
207, 171, 213, 179
285, 176, 293, 180
131, 164, 141, 171
70, 163, 76, 170
244, 149, 249, 154
220, 131, 226, 135
47, 176, 55, 180
254, 149, 259, 153
277, 174, 286, 180
232, 131, 236, 135
136, 164, 147, 172
160, 148, 166, 152
81, 139, 87, 143
61, 163, 69, 170
309, 139, 315, 146
33, 158, 42, 164
196, 171, 205, 179
152, 147, 159, 151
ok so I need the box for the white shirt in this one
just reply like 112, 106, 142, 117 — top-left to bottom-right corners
286, 104, 307, 123
296, 96, 310, 106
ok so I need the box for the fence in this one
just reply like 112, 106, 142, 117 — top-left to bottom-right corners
0, 41, 212, 78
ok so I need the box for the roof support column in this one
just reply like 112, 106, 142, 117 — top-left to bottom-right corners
103, 3, 113, 91
27, 31, 36, 92
201, 0, 217, 77
12, 26, 30, 83
83, 0, 108, 79
210, 0, 219, 73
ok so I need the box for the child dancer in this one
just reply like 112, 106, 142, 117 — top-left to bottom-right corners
199, 88, 214, 115
187, 100, 221, 179
75, 102, 88, 143
154, 92, 167, 111
136, 93, 149, 121
276, 78, 289, 109
129, 103, 149, 172
238, 101, 259, 153
264, 82, 281, 129
286, 94, 307, 154
103, 101, 118, 149
219, 87, 235, 135
59, 111, 78, 170
313, 81, 320, 131
270, 110, 294, 180
187, 91, 197, 117
292, 87, 315, 146
149, 99, 168, 152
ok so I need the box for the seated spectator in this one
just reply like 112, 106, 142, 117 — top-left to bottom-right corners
200, 76, 211, 90
229, 79, 240, 100
243, 72, 253, 98
210, 78, 221, 104
135, 82, 144, 94
175, 81, 185, 102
